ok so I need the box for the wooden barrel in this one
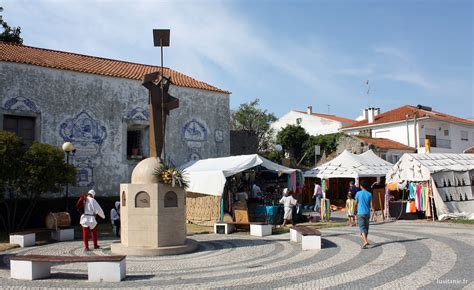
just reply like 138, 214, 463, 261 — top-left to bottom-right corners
45, 212, 71, 229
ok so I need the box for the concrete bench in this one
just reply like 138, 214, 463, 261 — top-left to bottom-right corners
9, 228, 75, 247
10, 254, 126, 282
214, 222, 271, 236
290, 226, 321, 250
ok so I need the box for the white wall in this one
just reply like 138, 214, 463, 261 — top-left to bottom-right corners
271, 111, 344, 136
0, 62, 230, 196
343, 118, 474, 153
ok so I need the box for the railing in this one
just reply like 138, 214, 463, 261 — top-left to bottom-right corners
419, 137, 451, 149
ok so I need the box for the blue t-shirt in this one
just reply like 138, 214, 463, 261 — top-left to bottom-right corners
355, 189, 372, 215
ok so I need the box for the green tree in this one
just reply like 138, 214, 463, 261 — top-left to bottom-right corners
276, 125, 309, 164
302, 132, 342, 167
0, 132, 76, 231
0, 6, 23, 44
231, 99, 277, 153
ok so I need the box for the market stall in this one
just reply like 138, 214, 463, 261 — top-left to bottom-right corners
386, 153, 474, 220
183, 154, 303, 225
304, 150, 393, 220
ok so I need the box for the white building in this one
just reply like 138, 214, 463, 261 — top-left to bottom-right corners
271, 106, 354, 136
341, 105, 474, 154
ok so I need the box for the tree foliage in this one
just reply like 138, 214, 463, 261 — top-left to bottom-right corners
302, 132, 342, 167
0, 6, 23, 44
231, 99, 277, 153
276, 125, 309, 164
0, 131, 76, 232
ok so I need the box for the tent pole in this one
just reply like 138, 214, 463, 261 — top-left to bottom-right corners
429, 179, 435, 222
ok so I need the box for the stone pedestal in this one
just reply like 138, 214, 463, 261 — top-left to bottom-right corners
111, 157, 197, 256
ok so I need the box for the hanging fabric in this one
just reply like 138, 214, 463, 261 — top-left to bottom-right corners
408, 183, 416, 199
425, 186, 432, 217
415, 184, 422, 211
289, 172, 297, 192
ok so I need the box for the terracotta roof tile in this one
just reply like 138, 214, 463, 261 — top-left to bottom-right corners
0, 42, 229, 94
342, 105, 474, 129
357, 137, 415, 151
295, 111, 355, 123
464, 147, 474, 154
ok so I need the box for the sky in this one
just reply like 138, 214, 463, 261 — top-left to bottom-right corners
2, 0, 473, 120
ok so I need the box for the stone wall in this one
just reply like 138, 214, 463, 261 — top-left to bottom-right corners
0, 62, 230, 196
317, 134, 372, 165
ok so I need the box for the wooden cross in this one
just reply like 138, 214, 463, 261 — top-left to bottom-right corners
142, 71, 179, 158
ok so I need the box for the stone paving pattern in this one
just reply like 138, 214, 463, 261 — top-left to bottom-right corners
0, 221, 472, 289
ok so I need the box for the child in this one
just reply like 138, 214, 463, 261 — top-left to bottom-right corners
346, 192, 356, 226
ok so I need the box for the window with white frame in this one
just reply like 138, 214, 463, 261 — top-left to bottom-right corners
461, 130, 469, 141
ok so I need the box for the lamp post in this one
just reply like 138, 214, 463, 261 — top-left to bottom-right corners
62, 142, 75, 212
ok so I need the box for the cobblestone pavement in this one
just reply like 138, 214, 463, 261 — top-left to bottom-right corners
0, 221, 472, 289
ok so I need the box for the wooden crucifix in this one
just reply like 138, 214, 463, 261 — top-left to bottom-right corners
142, 71, 179, 158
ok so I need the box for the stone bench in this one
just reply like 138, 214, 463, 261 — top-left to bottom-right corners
290, 226, 321, 250
10, 254, 126, 282
214, 222, 272, 236
9, 228, 75, 247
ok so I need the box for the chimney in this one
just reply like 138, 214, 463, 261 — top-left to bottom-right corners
374, 108, 381, 116
307, 106, 313, 115
367, 107, 375, 124
362, 109, 368, 120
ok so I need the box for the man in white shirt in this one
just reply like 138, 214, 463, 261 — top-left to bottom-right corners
252, 184, 262, 199
313, 183, 323, 213
110, 201, 120, 238
279, 188, 298, 226
80, 189, 105, 251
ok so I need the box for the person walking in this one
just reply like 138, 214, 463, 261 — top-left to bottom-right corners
313, 182, 323, 214
110, 201, 120, 238
354, 181, 374, 249
346, 192, 356, 226
348, 180, 360, 197
80, 189, 105, 251
279, 188, 297, 227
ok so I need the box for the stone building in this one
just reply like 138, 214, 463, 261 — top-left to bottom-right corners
0, 42, 230, 196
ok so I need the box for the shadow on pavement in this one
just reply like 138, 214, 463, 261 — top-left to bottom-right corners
369, 237, 428, 248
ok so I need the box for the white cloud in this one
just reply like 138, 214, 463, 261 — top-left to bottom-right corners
373, 46, 409, 62
381, 72, 437, 91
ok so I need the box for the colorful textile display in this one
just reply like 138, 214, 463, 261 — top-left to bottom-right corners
405, 182, 432, 214
320, 198, 331, 221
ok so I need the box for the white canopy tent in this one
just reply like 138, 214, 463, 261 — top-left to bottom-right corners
386, 153, 474, 183
386, 153, 474, 220
183, 154, 298, 196
304, 150, 393, 179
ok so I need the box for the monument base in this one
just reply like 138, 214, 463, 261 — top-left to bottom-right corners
110, 238, 198, 256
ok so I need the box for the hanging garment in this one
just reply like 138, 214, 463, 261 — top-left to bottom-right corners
415, 184, 422, 211
425, 187, 432, 217
387, 183, 399, 191
384, 188, 391, 218
409, 183, 416, 199
290, 172, 297, 192
406, 200, 411, 213
409, 200, 417, 213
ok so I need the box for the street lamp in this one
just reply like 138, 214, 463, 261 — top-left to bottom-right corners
62, 142, 75, 212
